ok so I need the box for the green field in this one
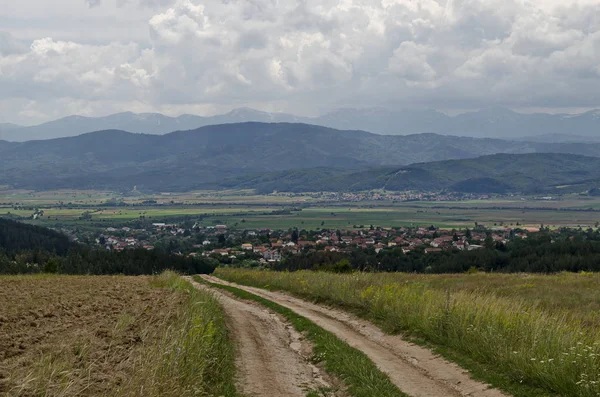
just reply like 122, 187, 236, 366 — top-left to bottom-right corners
199, 205, 600, 230
217, 269, 600, 397
3, 189, 600, 230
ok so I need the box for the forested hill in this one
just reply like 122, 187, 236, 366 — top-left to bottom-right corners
0, 219, 217, 275
3, 122, 600, 192
221, 153, 600, 194
0, 218, 74, 255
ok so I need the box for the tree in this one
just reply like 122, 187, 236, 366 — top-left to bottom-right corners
291, 229, 299, 244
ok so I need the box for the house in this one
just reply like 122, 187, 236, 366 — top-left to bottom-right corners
263, 250, 282, 261
424, 247, 442, 254
467, 244, 484, 251
454, 241, 468, 250
253, 246, 268, 254
241, 243, 253, 250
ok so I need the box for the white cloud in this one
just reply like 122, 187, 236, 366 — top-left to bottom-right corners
1, 0, 600, 123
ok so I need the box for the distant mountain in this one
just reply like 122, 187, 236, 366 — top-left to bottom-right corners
0, 108, 303, 142
0, 139, 15, 152
3, 107, 600, 141
515, 133, 600, 144
0, 123, 22, 131
3, 122, 600, 192
314, 108, 451, 135
222, 153, 600, 194
0, 113, 206, 142
372, 153, 600, 193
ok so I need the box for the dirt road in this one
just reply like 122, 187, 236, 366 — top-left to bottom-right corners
186, 277, 338, 397
200, 274, 509, 397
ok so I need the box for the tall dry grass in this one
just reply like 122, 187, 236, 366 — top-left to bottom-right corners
114, 271, 237, 397
216, 269, 600, 397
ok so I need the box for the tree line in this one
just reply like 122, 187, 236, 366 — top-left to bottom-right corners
0, 218, 217, 275
270, 228, 600, 273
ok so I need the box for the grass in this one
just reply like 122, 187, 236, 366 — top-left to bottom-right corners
215, 269, 600, 397
118, 271, 238, 396
194, 275, 407, 397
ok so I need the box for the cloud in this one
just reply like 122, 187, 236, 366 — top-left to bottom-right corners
85, 0, 102, 7
2, 0, 600, 123
0, 32, 28, 56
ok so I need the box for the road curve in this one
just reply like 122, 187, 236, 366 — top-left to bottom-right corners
186, 277, 336, 397
200, 274, 509, 397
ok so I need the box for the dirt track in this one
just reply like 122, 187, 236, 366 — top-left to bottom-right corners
200, 274, 509, 397
186, 277, 338, 397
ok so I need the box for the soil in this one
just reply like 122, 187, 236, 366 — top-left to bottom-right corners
201, 274, 509, 397
0, 275, 182, 396
187, 277, 344, 397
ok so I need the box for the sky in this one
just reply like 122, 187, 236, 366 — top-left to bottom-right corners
0, 0, 599, 125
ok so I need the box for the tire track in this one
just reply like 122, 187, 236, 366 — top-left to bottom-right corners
201, 274, 509, 397
185, 277, 337, 397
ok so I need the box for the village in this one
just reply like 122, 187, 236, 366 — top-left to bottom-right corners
85, 220, 534, 266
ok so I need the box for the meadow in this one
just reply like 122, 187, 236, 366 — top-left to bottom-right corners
0, 272, 236, 397
216, 269, 600, 397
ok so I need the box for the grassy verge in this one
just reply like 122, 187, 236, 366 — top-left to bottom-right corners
215, 269, 600, 397
193, 275, 407, 397
116, 271, 238, 396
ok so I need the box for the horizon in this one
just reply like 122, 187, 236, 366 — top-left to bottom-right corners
4, 105, 600, 128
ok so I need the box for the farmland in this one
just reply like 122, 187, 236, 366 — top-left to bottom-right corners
0, 273, 236, 397
3, 189, 600, 231
216, 269, 600, 397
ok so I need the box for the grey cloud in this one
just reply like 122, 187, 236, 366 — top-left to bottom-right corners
2, 0, 600, 124
85, 0, 102, 7
0, 32, 28, 56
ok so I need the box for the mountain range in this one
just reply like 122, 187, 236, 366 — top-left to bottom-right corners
225, 153, 600, 194
2, 122, 600, 194
3, 107, 600, 142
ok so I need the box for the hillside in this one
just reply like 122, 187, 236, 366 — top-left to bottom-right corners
3, 123, 600, 192
3, 107, 600, 141
0, 218, 74, 255
223, 153, 600, 194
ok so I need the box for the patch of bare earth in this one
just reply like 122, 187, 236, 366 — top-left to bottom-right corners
0, 275, 183, 396
201, 275, 509, 397
186, 277, 345, 397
